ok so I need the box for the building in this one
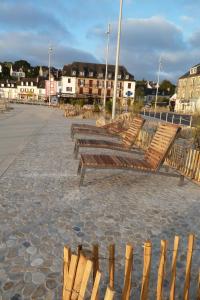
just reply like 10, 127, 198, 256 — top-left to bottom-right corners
10, 65, 25, 78
0, 80, 17, 99
61, 62, 135, 102
45, 74, 58, 101
176, 63, 200, 113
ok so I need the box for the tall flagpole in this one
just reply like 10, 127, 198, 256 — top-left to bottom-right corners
48, 46, 53, 106
155, 56, 162, 111
103, 23, 111, 108
112, 0, 123, 119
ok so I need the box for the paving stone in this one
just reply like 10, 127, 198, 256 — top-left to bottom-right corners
30, 258, 44, 267
46, 279, 57, 290
26, 246, 37, 255
31, 284, 46, 298
3, 281, 14, 290
32, 272, 45, 285
22, 282, 36, 297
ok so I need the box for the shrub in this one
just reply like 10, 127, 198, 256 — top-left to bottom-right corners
105, 99, 112, 114
93, 103, 100, 113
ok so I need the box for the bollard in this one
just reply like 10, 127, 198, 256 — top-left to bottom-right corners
166, 112, 168, 122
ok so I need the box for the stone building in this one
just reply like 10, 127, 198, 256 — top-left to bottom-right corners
176, 63, 200, 113
61, 62, 135, 102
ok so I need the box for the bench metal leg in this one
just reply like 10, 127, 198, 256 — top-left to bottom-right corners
178, 175, 184, 186
77, 162, 82, 175
79, 168, 86, 186
74, 144, 79, 159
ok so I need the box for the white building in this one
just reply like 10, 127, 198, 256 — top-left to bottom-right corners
61, 76, 76, 96
123, 81, 136, 98
0, 81, 17, 99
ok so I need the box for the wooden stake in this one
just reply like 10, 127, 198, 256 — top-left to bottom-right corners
140, 241, 152, 300
78, 260, 93, 300
169, 236, 180, 300
93, 244, 99, 283
104, 286, 115, 300
63, 247, 71, 300
122, 243, 133, 300
183, 234, 195, 300
91, 271, 101, 300
109, 244, 115, 289
156, 240, 167, 300
197, 270, 200, 300
63, 254, 79, 300
71, 254, 87, 300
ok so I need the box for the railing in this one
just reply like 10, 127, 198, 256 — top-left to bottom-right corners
136, 129, 200, 185
141, 110, 193, 127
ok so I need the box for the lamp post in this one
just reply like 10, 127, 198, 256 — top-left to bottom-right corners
112, 0, 123, 119
154, 56, 162, 111
103, 23, 111, 109
48, 46, 53, 106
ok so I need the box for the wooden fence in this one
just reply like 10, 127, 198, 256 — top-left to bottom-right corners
136, 130, 200, 185
63, 234, 200, 300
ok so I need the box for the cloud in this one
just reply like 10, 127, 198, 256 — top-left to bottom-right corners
180, 15, 194, 22
0, 31, 98, 67
88, 16, 200, 82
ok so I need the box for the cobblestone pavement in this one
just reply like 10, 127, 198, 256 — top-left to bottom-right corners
0, 104, 200, 299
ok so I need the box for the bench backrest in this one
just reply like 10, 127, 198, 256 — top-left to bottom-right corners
122, 116, 145, 148
145, 123, 181, 170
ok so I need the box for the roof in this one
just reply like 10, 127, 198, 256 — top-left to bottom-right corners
62, 61, 135, 81
179, 63, 200, 79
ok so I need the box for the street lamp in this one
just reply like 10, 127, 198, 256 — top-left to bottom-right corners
112, 0, 123, 120
103, 23, 111, 109
48, 46, 53, 106
154, 56, 162, 111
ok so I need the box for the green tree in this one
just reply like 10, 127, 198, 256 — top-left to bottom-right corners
13, 60, 31, 72
159, 80, 176, 95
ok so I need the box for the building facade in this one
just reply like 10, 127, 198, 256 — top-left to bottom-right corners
176, 63, 200, 113
61, 62, 135, 102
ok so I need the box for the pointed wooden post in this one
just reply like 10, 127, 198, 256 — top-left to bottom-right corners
156, 240, 167, 300
122, 243, 133, 300
197, 270, 200, 300
109, 244, 115, 289
169, 236, 180, 300
183, 234, 195, 300
140, 241, 152, 300
91, 271, 101, 300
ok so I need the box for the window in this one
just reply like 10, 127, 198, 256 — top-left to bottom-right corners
72, 70, 76, 76
98, 89, 101, 96
128, 83, 131, 89
108, 73, 112, 79
26, 82, 28, 86
7, 84, 10, 87
20, 88, 24, 92
107, 90, 110, 97
125, 75, 129, 80
89, 80, 93, 87
68, 78, 71, 83
79, 71, 84, 76
11, 84, 14, 87
118, 74, 121, 79
66, 87, 72, 92
21, 82, 24, 86
89, 72, 93, 77
79, 87, 83, 94
1, 84, 4, 87
31, 82, 33, 86
98, 73, 103, 78
89, 88, 93, 94
190, 67, 197, 75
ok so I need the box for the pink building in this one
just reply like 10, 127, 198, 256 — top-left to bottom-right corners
45, 75, 57, 99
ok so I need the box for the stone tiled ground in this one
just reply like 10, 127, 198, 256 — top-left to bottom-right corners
0, 105, 200, 299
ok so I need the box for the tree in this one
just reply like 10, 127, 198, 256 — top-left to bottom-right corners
13, 60, 31, 72
159, 80, 176, 95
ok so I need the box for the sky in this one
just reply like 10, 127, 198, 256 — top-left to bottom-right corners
0, 0, 200, 83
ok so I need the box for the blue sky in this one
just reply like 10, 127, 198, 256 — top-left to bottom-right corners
0, 0, 200, 82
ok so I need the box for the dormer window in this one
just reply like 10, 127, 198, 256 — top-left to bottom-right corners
79, 71, 84, 76
125, 75, 129, 80
89, 72, 93, 77
72, 70, 76, 76
98, 73, 103, 78
108, 73, 112, 79
26, 82, 28, 86
11, 84, 14, 87
21, 82, 24, 86
118, 74, 122, 79
190, 67, 197, 75
7, 84, 10, 87
31, 82, 33, 86
1, 84, 4, 87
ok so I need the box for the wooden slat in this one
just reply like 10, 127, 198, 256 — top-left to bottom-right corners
91, 271, 101, 300
169, 236, 180, 300
183, 234, 195, 300
156, 240, 167, 300
109, 244, 115, 289
140, 241, 152, 300
63, 247, 72, 300
71, 254, 87, 300
122, 243, 133, 300
92, 244, 99, 283
78, 260, 93, 300
104, 286, 115, 300
63, 254, 79, 300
